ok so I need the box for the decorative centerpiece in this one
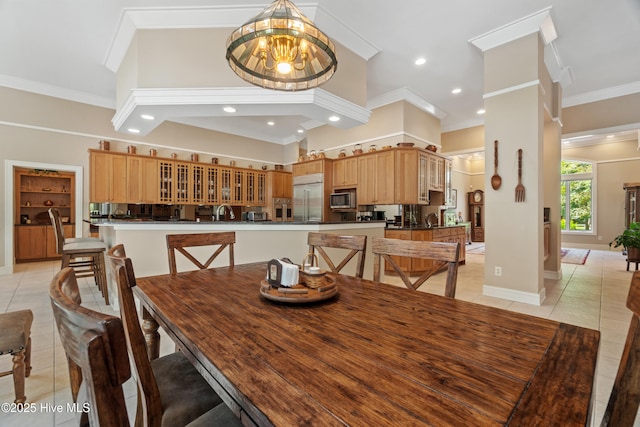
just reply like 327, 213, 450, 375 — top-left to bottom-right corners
260, 256, 338, 303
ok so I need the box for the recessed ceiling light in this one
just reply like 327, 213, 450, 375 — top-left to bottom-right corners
451, 88, 462, 94
414, 57, 426, 66
476, 109, 486, 115
128, 128, 140, 134
297, 129, 304, 134
140, 114, 155, 120
329, 115, 340, 122
267, 121, 275, 126
223, 106, 236, 113
607, 135, 615, 138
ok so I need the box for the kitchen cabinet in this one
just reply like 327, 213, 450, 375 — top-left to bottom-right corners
444, 159, 453, 206
158, 160, 174, 203
244, 170, 267, 206
90, 150, 127, 203
127, 156, 158, 203
205, 166, 220, 205
357, 150, 395, 205
15, 226, 46, 260
90, 150, 269, 207
190, 163, 206, 204
292, 159, 328, 176
395, 149, 429, 204
429, 155, 445, 191
624, 182, 640, 228
219, 166, 235, 204
384, 226, 466, 274
15, 224, 74, 262
332, 157, 358, 189
268, 171, 293, 198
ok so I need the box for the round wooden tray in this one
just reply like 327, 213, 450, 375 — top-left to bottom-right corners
259, 277, 338, 304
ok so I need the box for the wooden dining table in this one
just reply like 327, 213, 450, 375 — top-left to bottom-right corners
134, 262, 600, 427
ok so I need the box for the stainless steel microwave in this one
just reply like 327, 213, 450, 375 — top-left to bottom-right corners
330, 191, 356, 209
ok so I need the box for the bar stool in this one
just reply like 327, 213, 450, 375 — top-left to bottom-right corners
0, 310, 33, 403
48, 209, 109, 304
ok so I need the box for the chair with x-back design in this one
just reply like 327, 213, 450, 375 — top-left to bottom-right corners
166, 232, 235, 274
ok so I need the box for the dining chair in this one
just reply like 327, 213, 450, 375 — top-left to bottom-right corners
166, 232, 235, 274
107, 244, 241, 427
601, 270, 640, 426
372, 237, 460, 297
307, 232, 367, 278
50, 267, 131, 427
0, 309, 33, 404
49, 208, 110, 305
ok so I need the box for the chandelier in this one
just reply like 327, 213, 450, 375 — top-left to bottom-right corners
226, 0, 338, 91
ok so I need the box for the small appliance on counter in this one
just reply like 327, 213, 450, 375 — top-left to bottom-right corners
242, 211, 269, 222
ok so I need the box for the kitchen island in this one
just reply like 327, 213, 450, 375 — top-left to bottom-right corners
98, 220, 386, 306
384, 225, 466, 274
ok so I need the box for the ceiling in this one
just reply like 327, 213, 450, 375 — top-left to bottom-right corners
1, 0, 639, 145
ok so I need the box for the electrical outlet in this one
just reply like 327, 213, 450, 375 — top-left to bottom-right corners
598, 235, 603, 241
495, 266, 502, 276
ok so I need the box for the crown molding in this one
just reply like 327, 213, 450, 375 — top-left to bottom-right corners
112, 87, 371, 142
104, 4, 380, 73
469, 7, 556, 52
0, 75, 114, 109
563, 81, 640, 107
367, 87, 447, 119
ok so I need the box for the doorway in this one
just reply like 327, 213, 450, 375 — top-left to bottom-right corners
3, 160, 83, 274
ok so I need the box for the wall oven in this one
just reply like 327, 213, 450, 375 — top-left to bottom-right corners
273, 198, 292, 222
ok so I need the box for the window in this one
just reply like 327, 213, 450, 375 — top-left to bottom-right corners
560, 161, 593, 232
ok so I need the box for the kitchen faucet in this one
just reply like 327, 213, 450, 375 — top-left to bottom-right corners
216, 204, 235, 221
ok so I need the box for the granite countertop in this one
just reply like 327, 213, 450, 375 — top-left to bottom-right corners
385, 224, 466, 230
90, 218, 387, 226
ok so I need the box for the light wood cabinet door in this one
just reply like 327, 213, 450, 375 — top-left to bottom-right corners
375, 151, 395, 204
190, 164, 205, 204
395, 150, 418, 204
205, 166, 220, 204
270, 171, 293, 198
15, 226, 47, 260
292, 160, 324, 176
245, 170, 266, 206
127, 156, 158, 203
428, 155, 445, 191
90, 151, 127, 202
357, 152, 395, 204
332, 157, 357, 188
158, 160, 174, 203
357, 155, 377, 205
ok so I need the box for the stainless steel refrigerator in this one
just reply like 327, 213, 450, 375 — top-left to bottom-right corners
293, 173, 323, 222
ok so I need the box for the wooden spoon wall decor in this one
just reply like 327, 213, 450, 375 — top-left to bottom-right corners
491, 140, 502, 190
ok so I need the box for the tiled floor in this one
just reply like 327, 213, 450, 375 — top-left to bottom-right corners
0, 246, 637, 426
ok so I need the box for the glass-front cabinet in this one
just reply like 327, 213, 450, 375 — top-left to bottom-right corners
624, 182, 640, 228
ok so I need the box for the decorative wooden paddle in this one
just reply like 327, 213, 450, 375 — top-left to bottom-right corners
515, 149, 525, 202
491, 140, 502, 190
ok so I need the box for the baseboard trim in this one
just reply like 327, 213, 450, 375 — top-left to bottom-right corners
0, 264, 13, 275
544, 269, 562, 280
483, 285, 546, 306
